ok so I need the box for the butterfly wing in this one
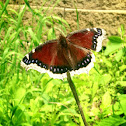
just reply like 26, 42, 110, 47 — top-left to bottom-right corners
21, 28, 106, 79
60, 40, 95, 77
21, 39, 95, 79
67, 28, 106, 52
21, 40, 72, 79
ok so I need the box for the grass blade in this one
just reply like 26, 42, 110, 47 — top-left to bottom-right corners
0, 0, 9, 17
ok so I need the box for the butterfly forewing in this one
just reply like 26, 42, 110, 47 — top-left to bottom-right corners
21, 40, 72, 75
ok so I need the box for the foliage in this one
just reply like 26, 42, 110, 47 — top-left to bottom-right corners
105, 24, 126, 62
0, 1, 126, 126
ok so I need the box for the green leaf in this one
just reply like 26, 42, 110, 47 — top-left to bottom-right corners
8, 8, 18, 16
3, 27, 13, 43
101, 91, 111, 109
0, 0, 9, 17
118, 94, 126, 116
51, 16, 70, 28
118, 24, 125, 37
108, 36, 123, 43
116, 81, 126, 86
115, 49, 123, 61
27, 28, 39, 46
119, 65, 126, 72
16, 5, 26, 30
24, 0, 35, 15
121, 24, 125, 37
104, 42, 122, 55
100, 74, 111, 85
47, 28, 56, 40
14, 88, 26, 104
36, 16, 44, 41
92, 82, 98, 98
95, 115, 126, 126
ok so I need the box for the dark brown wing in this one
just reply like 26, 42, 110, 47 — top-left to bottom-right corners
21, 40, 72, 74
67, 28, 106, 52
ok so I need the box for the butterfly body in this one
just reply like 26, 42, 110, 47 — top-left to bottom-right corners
21, 28, 106, 79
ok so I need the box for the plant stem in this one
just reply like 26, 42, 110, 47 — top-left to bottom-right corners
67, 71, 88, 126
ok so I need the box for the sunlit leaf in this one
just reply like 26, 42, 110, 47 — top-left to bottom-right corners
118, 94, 126, 116
0, 0, 9, 17
108, 36, 123, 43
104, 41, 122, 55
115, 49, 123, 61
101, 91, 111, 109
95, 116, 126, 126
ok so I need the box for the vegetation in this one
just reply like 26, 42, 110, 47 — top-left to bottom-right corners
0, 0, 126, 126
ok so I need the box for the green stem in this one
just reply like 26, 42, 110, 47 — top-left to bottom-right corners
67, 71, 88, 126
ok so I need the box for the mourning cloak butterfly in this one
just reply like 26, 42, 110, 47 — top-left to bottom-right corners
21, 28, 106, 79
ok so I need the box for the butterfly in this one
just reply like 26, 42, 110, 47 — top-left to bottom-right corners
21, 28, 106, 79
